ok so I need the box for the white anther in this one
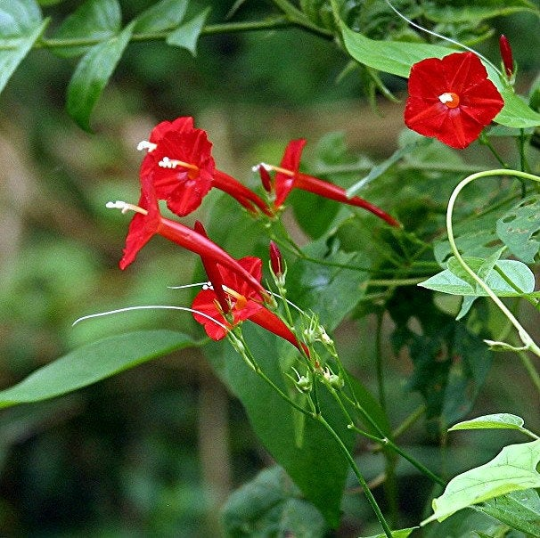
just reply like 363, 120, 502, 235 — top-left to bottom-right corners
137, 140, 157, 152
252, 162, 272, 172
159, 157, 178, 169
106, 200, 130, 213
438, 92, 453, 104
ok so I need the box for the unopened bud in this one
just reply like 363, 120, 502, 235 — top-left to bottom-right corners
323, 368, 344, 389
257, 163, 273, 193
499, 35, 514, 79
269, 241, 284, 277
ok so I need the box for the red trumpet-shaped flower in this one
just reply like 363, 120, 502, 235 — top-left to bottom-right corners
404, 51, 504, 149
139, 117, 270, 216
192, 254, 307, 354
107, 173, 268, 301
255, 139, 400, 227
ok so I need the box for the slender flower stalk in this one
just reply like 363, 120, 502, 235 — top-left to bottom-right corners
139, 116, 271, 216
108, 173, 268, 301
255, 139, 401, 227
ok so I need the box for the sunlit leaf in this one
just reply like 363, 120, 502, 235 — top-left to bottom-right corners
497, 194, 540, 263
52, 0, 121, 58
133, 0, 188, 33
166, 7, 210, 56
423, 439, 540, 524
0, 331, 195, 409
221, 466, 328, 537
66, 21, 134, 131
449, 413, 525, 432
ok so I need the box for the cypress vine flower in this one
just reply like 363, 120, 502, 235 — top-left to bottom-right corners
254, 139, 400, 227
404, 51, 504, 149
138, 116, 271, 216
192, 254, 307, 354
107, 173, 268, 301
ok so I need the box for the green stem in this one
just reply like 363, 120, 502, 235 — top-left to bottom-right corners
446, 169, 540, 358
316, 414, 394, 538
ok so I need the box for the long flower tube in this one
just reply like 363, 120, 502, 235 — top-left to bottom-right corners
139, 116, 270, 217
256, 139, 401, 227
108, 174, 268, 302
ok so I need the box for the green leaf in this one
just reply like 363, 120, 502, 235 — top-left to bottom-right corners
0, 0, 42, 35
205, 324, 355, 527
166, 7, 210, 56
477, 489, 540, 537
0, 330, 194, 409
0, 18, 47, 96
52, 0, 122, 58
419, 258, 536, 297
497, 194, 540, 263
340, 23, 451, 79
423, 439, 540, 524
495, 88, 540, 129
423, 0, 539, 22
66, 21, 134, 131
221, 465, 328, 537
449, 413, 525, 432
133, 0, 188, 33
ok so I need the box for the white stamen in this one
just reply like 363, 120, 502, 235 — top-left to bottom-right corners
159, 157, 178, 169
438, 92, 454, 104
168, 281, 212, 290
252, 162, 272, 173
137, 140, 157, 152
106, 200, 148, 216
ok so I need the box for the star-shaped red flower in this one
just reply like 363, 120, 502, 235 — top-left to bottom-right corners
404, 51, 504, 149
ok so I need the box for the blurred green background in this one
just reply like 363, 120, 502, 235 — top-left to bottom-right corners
0, 1, 539, 536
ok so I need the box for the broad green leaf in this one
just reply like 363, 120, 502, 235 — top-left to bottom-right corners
340, 23, 451, 79
495, 88, 540, 129
133, 0, 188, 33
419, 258, 536, 297
166, 7, 210, 56
423, 0, 539, 22
477, 489, 540, 537
497, 194, 540, 263
0, 0, 41, 35
221, 465, 328, 537
0, 330, 194, 409
423, 439, 540, 524
205, 324, 355, 527
449, 413, 525, 432
0, 18, 47, 96
52, 0, 121, 58
360, 528, 417, 538
66, 21, 134, 131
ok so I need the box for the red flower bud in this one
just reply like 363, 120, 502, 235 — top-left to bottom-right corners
499, 35, 514, 78
269, 241, 284, 277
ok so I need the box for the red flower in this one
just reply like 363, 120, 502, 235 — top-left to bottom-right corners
108, 173, 268, 301
256, 140, 400, 227
192, 255, 307, 354
404, 51, 504, 149
139, 117, 270, 216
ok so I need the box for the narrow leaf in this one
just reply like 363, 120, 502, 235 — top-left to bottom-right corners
0, 18, 47, 95
166, 7, 210, 56
423, 439, 540, 524
449, 413, 525, 432
0, 330, 194, 409
66, 21, 134, 131
134, 0, 188, 33
52, 0, 122, 58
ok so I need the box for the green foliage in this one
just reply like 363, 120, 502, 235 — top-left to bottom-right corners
423, 439, 540, 524
0, 330, 194, 408
221, 465, 328, 537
